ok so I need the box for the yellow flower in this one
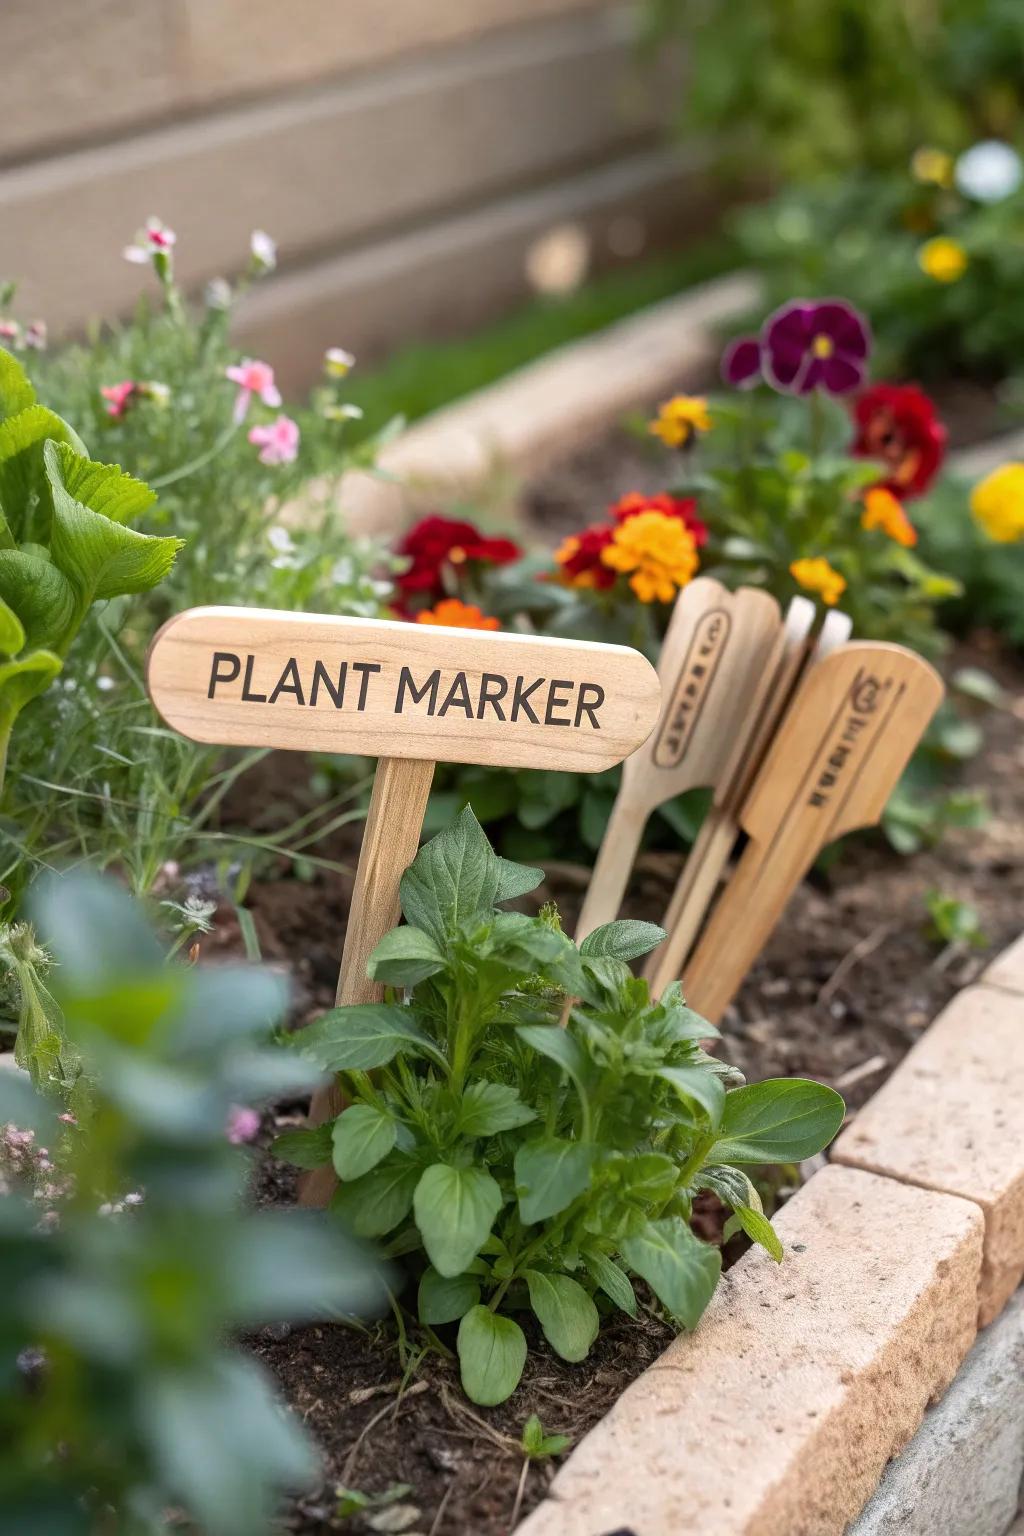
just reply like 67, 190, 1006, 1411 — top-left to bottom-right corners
601, 511, 699, 603
918, 237, 968, 283
649, 395, 712, 449
790, 557, 847, 607
911, 147, 954, 187
861, 488, 918, 548
970, 463, 1024, 543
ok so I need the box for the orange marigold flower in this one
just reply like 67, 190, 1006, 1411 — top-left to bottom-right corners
609, 491, 709, 547
861, 487, 918, 547
601, 510, 699, 604
790, 556, 847, 607
649, 395, 712, 448
415, 598, 501, 630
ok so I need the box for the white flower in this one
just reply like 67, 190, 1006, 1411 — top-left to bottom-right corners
955, 140, 1023, 203
267, 526, 296, 554
322, 402, 363, 423
205, 277, 232, 311
124, 217, 177, 265
324, 347, 355, 379
250, 229, 277, 272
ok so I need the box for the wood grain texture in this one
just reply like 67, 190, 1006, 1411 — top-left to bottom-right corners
643, 595, 819, 992
147, 605, 661, 773
299, 756, 435, 1208
574, 580, 782, 941
682, 642, 944, 1023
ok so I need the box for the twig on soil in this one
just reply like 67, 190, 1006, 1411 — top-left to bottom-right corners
817, 922, 896, 1005
509, 1457, 531, 1533
427, 1481, 454, 1536
438, 1381, 521, 1453
340, 1380, 429, 1486
833, 1054, 889, 1092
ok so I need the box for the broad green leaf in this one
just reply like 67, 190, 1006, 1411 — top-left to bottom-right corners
579, 920, 666, 962
0, 345, 36, 422
0, 406, 86, 540
494, 853, 544, 903
733, 1204, 783, 1262
515, 1137, 593, 1225
332, 1104, 398, 1181
657, 1065, 725, 1129
366, 925, 445, 988
52, 442, 155, 525
621, 1217, 721, 1329
616, 1151, 679, 1205
0, 550, 76, 650
658, 982, 720, 1042
399, 806, 539, 944
693, 1164, 757, 1212
457, 1305, 527, 1406
582, 1247, 637, 1317
0, 648, 62, 713
272, 1123, 333, 1170
417, 1265, 480, 1324
708, 1079, 845, 1165
300, 1003, 443, 1073
515, 1023, 587, 1082
455, 1081, 536, 1137
524, 1270, 599, 1362
46, 441, 181, 603
0, 594, 24, 656
330, 1156, 421, 1238
413, 1163, 503, 1277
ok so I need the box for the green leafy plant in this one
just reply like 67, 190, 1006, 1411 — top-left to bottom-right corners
521, 1412, 571, 1460
0, 872, 388, 1536
0, 346, 179, 795
924, 888, 988, 948
284, 808, 844, 1406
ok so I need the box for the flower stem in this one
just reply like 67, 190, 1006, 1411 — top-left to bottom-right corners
150, 420, 240, 490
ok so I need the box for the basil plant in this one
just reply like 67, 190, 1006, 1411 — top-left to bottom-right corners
0, 347, 179, 793
286, 808, 844, 1406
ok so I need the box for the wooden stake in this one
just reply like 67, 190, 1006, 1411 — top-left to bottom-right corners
300, 757, 435, 1208
575, 580, 782, 942
680, 642, 943, 1024
643, 600, 849, 994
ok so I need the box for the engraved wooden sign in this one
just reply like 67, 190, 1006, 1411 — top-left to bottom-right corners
146, 602, 663, 1208
681, 642, 944, 1022
147, 605, 661, 773
575, 579, 784, 942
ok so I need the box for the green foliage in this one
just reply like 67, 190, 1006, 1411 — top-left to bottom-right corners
924, 888, 988, 948
915, 474, 1024, 647
643, 0, 1024, 180
288, 808, 844, 1405
0, 348, 179, 795
0, 873, 388, 1535
521, 1413, 571, 1459
735, 161, 1024, 386
0, 239, 399, 912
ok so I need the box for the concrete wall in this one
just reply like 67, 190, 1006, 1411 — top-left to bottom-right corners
0, 1, 703, 390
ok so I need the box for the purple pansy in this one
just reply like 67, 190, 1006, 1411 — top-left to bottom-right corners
762, 299, 871, 395
721, 336, 763, 388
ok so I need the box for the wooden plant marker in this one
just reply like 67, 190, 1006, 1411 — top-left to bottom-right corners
574, 578, 784, 944
679, 641, 944, 1024
642, 600, 851, 995
147, 604, 662, 1205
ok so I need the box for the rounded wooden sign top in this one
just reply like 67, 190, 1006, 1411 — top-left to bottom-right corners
147, 605, 662, 773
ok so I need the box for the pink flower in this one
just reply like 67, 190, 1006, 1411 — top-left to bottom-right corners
0, 320, 21, 346
226, 357, 282, 423
123, 217, 177, 265
248, 413, 300, 466
227, 1105, 261, 1144
24, 320, 47, 350
101, 380, 138, 418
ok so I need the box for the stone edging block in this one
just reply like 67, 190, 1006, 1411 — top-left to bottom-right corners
833, 983, 1024, 1325
516, 1165, 983, 1536
848, 1287, 1024, 1536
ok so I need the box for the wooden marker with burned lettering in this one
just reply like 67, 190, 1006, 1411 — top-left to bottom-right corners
642, 600, 851, 994
680, 642, 943, 1024
575, 579, 783, 943
147, 604, 662, 1205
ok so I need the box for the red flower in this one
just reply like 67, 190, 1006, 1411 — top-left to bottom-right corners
852, 384, 947, 499
553, 525, 617, 589
609, 492, 709, 548
394, 515, 521, 601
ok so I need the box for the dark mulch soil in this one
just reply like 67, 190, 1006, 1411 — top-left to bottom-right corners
203, 631, 1023, 1534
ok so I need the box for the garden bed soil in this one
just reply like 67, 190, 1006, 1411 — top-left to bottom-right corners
200, 631, 1024, 1536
